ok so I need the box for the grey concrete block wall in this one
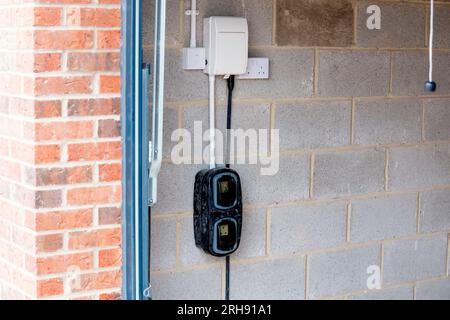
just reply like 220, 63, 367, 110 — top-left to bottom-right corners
146, 0, 450, 300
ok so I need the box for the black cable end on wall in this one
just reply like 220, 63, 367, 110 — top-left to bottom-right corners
425, 81, 437, 92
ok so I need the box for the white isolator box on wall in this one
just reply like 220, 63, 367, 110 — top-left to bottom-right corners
203, 17, 249, 76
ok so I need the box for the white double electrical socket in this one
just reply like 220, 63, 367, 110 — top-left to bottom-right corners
238, 58, 270, 80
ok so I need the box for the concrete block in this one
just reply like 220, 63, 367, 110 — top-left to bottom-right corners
235, 155, 310, 205
420, 189, 450, 233
356, 1, 425, 48
318, 50, 390, 97
383, 235, 448, 284
151, 267, 222, 300
424, 99, 450, 141
276, 0, 353, 47
350, 286, 413, 300
230, 256, 306, 300
350, 194, 417, 242
314, 149, 385, 198
275, 100, 351, 150
271, 202, 346, 254
308, 245, 381, 299
392, 51, 450, 96
415, 278, 450, 300
151, 218, 177, 271
354, 99, 422, 145
388, 144, 450, 191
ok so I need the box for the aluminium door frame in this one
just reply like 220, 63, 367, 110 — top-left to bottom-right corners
121, 0, 166, 301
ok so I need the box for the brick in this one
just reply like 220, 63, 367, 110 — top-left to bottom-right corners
35, 144, 60, 164
36, 252, 93, 275
99, 248, 121, 268
388, 144, 450, 190
75, 270, 121, 292
67, 185, 121, 206
415, 279, 450, 300
98, 207, 121, 225
383, 235, 448, 285
67, 52, 120, 72
98, 163, 121, 182
98, 119, 120, 138
392, 51, 450, 96
308, 245, 381, 299
231, 257, 305, 300
68, 141, 121, 161
34, 7, 61, 26
151, 218, 177, 270
35, 209, 92, 231
34, 76, 92, 95
314, 149, 385, 198
34, 121, 93, 141
33, 53, 61, 72
36, 233, 63, 253
151, 267, 221, 300
271, 203, 346, 254
350, 194, 417, 242
276, 0, 353, 47
97, 30, 120, 49
68, 98, 120, 116
69, 228, 121, 250
99, 292, 121, 300
275, 100, 351, 150
350, 286, 413, 300
420, 189, 450, 233
34, 189, 62, 209
34, 100, 62, 118
424, 99, 450, 141
180, 0, 272, 47
356, 1, 425, 48
99, 75, 120, 93
235, 155, 310, 205
31, 166, 92, 186
318, 50, 390, 97
37, 278, 63, 298
34, 30, 93, 49
354, 99, 422, 145
66, 8, 120, 27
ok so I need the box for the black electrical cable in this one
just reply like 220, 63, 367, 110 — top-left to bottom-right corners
225, 75, 235, 301
226, 75, 235, 170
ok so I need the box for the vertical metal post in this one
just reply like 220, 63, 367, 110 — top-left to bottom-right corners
121, 0, 166, 300
121, 0, 148, 300
121, 0, 139, 301
149, 0, 167, 206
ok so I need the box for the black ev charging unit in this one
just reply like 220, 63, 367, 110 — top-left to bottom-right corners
194, 167, 243, 257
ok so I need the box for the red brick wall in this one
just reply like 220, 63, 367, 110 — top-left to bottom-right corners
0, 0, 122, 300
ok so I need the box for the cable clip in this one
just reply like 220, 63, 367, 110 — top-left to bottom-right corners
143, 284, 152, 300
185, 9, 199, 16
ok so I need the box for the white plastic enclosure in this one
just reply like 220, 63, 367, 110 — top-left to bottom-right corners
203, 17, 249, 76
